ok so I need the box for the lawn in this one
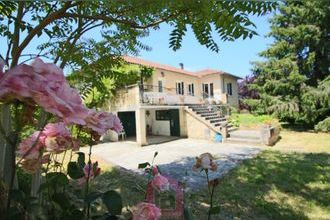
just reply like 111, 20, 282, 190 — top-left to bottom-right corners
87, 113, 330, 219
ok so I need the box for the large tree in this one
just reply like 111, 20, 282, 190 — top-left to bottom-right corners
246, 0, 330, 127
0, 0, 277, 195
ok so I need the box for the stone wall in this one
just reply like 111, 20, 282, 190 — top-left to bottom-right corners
260, 125, 280, 146
185, 112, 217, 141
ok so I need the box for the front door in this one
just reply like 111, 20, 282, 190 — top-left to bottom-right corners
169, 109, 180, 136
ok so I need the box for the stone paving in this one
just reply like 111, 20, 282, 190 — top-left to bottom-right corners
88, 138, 262, 190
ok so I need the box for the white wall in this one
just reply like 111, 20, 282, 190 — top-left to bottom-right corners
145, 110, 171, 136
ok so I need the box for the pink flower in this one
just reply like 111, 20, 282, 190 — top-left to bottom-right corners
192, 153, 217, 172
85, 109, 123, 135
152, 166, 159, 176
0, 58, 89, 125
43, 122, 78, 153
133, 202, 161, 220
151, 174, 169, 192
17, 122, 79, 160
17, 131, 44, 160
43, 122, 71, 137
78, 162, 101, 185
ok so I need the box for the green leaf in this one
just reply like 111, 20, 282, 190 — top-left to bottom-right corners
209, 206, 221, 214
46, 172, 69, 187
138, 162, 150, 169
85, 191, 102, 204
184, 207, 194, 220
76, 152, 86, 168
67, 162, 85, 179
102, 190, 123, 215
52, 193, 71, 210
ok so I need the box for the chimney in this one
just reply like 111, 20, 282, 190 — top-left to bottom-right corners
179, 63, 184, 70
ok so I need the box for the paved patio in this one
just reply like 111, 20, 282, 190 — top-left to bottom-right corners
88, 138, 262, 190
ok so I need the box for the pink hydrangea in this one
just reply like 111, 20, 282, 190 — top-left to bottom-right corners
17, 131, 44, 160
132, 202, 161, 220
43, 122, 79, 153
18, 122, 79, 160
0, 58, 89, 125
85, 109, 123, 135
0, 58, 122, 136
151, 174, 169, 192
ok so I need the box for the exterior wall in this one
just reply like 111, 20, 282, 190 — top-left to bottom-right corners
200, 73, 222, 102
145, 109, 171, 136
220, 75, 239, 108
149, 69, 201, 97
185, 112, 217, 141
109, 86, 139, 112
179, 108, 187, 137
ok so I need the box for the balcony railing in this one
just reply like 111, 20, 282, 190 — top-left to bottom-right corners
139, 84, 202, 105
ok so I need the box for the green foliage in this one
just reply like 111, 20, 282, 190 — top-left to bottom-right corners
315, 117, 330, 132
0, 1, 276, 68
67, 61, 154, 108
246, 0, 330, 127
102, 190, 123, 216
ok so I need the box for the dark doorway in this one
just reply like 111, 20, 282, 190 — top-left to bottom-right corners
169, 109, 180, 136
118, 111, 136, 137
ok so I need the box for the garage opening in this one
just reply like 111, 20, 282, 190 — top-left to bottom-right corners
118, 111, 136, 137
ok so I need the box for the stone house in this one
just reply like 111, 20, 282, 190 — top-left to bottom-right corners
107, 56, 241, 145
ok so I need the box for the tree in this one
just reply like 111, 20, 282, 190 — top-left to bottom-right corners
0, 0, 277, 196
246, 0, 330, 126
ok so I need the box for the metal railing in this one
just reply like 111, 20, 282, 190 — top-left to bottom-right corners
138, 83, 202, 105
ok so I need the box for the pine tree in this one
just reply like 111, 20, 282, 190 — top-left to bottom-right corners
246, 0, 330, 127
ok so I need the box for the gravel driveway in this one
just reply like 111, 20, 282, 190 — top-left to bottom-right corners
88, 138, 262, 190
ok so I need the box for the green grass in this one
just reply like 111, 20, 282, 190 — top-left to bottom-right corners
188, 151, 330, 219
230, 113, 278, 129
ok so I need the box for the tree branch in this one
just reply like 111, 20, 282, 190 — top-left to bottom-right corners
62, 11, 181, 29
10, 1, 24, 68
11, 1, 74, 67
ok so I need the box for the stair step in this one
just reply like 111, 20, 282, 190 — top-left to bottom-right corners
205, 116, 221, 120
210, 118, 226, 123
214, 122, 226, 127
201, 113, 218, 117
226, 137, 261, 144
228, 127, 238, 133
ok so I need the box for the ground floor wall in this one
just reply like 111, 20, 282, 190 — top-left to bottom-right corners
185, 112, 217, 141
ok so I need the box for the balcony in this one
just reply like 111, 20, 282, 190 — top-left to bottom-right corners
139, 84, 202, 105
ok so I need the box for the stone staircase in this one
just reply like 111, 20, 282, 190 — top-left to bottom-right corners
226, 130, 262, 145
186, 104, 237, 136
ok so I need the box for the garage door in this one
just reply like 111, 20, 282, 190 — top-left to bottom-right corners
118, 111, 136, 137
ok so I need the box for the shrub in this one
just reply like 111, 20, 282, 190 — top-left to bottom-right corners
315, 117, 330, 132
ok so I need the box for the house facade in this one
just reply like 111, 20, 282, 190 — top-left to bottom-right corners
107, 56, 241, 145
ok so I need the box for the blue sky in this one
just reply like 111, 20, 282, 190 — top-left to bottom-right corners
1, 12, 274, 78
139, 13, 274, 78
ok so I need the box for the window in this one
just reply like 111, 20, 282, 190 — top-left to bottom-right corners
210, 83, 214, 97
176, 82, 184, 95
158, 80, 163, 92
188, 83, 194, 96
202, 83, 209, 98
227, 83, 232, 95
155, 110, 170, 120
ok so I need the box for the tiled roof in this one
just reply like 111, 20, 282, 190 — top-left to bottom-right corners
123, 56, 241, 79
